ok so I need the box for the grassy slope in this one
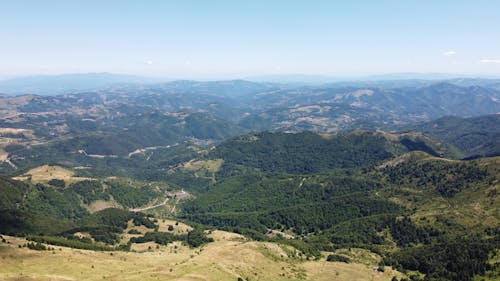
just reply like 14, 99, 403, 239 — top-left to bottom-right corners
0, 232, 403, 281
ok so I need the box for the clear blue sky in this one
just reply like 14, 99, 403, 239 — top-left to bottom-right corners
1, 0, 500, 78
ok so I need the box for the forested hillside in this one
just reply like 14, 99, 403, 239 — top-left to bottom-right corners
176, 131, 500, 281
408, 114, 500, 159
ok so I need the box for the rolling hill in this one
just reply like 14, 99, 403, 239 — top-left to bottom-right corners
407, 114, 500, 159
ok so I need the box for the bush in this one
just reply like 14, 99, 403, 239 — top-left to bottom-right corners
326, 254, 350, 263
27, 242, 47, 251
48, 179, 66, 188
129, 232, 185, 245
187, 228, 214, 247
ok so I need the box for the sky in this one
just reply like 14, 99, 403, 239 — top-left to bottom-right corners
1, 0, 500, 78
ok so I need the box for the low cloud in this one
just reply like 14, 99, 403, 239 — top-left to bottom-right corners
479, 59, 500, 64
145, 60, 153, 65
443, 51, 457, 56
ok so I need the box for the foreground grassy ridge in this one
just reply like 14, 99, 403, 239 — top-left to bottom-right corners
0, 232, 402, 281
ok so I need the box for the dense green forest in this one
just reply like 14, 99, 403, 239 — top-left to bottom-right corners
211, 130, 458, 175
212, 131, 393, 174
182, 173, 401, 234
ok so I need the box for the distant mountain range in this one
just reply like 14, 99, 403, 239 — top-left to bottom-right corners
0, 78, 499, 137
246, 72, 500, 84
0, 73, 166, 95
2, 72, 500, 95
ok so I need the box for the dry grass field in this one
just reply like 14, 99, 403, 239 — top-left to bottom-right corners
120, 219, 193, 246
0, 231, 403, 281
12, 164, 93, 185
182, 159, 223, 173
181, 159, 223, 183
156, 219, 193, 235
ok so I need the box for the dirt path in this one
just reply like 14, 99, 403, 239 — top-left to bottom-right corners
0, 148, 17, 169
129, 189, 190, 212
129, 197, 169, 212
298, 178, 306, 188
127, 144, 179, 158
5, 157, 17, 169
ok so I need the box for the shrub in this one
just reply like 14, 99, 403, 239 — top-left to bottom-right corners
48, 179, 66, 188
27, 242, 47, 251
326, 254, 350, 263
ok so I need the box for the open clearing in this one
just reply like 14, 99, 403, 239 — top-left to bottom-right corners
181, 159, 223, 183
182, 159, 223, 173
12, 164, 93, 185
0, 128, 34, 138
0, 232, 403, 281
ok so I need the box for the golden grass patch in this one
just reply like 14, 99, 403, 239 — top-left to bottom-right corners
182, 159, 223, 173
12, 164, 93, 185
0, 233, 403, 281
157, 219, 193, 235
86, 199, 122, 213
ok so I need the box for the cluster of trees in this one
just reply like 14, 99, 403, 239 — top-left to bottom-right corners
5, 176, 166, 225
312, 215, 440, 250
61, 226, 122, 244
384, 234, 499, 281
129, 231, 184, 245
27, 235, 114, 251
26, 241, 47, 251
18, 209, 160, 250
0, 177, 33, 235
71, 180, 109, 204
70, 208, 156, 244
326, 254, 350, 263
47, 179, 65, 188
129, 228, 213, 248
104, 180, 159, 208
81, 208, 135, 229
186, 228, 214, 247
388, 217, 440, 246
24, 183, 89, 220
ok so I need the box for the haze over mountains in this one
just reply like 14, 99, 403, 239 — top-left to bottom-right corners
2, 72, 500, 95
0, 73, 165, 96
1, 74, 498, 134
